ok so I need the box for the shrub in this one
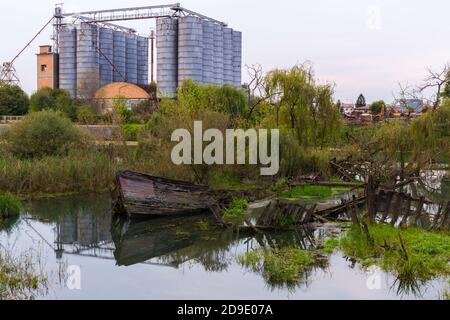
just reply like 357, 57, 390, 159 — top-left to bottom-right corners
0, 194, 22, 218
76, 105, 98, 125
121, 124, 144, 141
3, 110, 87, 159
29, 87, 76, 120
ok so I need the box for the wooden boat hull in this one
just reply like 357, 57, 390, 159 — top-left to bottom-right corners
112, 171, 218, 217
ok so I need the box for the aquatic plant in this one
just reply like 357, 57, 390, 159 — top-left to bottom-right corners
0, 194, 22, 219
222, 198, 249, 225
337, 224, 450, 282
237, 247, 316, 286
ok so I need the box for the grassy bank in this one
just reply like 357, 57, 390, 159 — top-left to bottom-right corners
327, 224, 450, 282
280, 185, 351, 200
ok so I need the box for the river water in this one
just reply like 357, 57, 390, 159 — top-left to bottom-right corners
0, 192, 448, 300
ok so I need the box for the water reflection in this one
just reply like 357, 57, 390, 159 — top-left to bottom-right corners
0, 194, 446, 299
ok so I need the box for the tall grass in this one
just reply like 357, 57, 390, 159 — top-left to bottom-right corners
0, 194, 22, 218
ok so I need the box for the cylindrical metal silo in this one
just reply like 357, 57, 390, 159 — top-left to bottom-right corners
58, 26, 77, 97
223, 27, 234, 85
113, 31, 126, 82
202, 20, 215, 84
125, 34, 138, 84
99, 27, 114, 87
76, 23, 100, 98
178, 16, 203, 87
137, 36, 149, 86
156, 17, 178, 97
213, 24, 224, 85
232, 31, 242, 88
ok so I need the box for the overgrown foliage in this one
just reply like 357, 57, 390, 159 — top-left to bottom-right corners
29, 87, 77, 121
0, 84, 29, 115
0, 194, 22, 218
2, 110, 86, 159
337, 224, 449, 282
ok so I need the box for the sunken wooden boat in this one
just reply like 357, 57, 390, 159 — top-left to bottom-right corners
112, 171, 219, 218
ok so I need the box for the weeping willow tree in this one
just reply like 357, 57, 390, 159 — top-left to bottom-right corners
265, 63, 343, 148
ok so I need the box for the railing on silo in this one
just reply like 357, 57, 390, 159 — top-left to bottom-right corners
223, 27, 234, 85
125, 34, 138, 84
113, 31, 127, 82
202, 20, 215, 85
213, 24, 224, 85
137, 36, 149, 86
59, 26, 77, 97
99, 28, 114, 87
156, 17, 178, 98
232, 31, 242, 88
76, 23, 100, 98
178, 16, 203, 87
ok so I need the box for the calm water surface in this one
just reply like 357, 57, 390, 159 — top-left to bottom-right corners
0, 193, 448, 300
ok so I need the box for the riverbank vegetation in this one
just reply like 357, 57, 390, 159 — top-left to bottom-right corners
326, 224, 450, 283
0, 62, 448, 199
0, 194, 21, 218
0, 249, 48, 300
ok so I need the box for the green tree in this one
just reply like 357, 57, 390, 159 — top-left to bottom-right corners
29, 87, 76, 120
177, 80, 247, 118
0, 84, 29, 115
265, 64, 343, 148
370, 100, 386, 115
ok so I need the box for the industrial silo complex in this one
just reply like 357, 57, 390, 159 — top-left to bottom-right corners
39, 4, 242, 98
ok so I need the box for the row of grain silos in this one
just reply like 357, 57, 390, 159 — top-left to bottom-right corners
59, 23, 149, 98
156, 16, 242, 97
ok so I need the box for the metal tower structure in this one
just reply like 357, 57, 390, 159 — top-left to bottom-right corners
0, 62, 20, 85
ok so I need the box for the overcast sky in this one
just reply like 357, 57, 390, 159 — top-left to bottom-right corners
0, 0, 448, 103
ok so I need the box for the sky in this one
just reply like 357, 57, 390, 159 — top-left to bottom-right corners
0, 0, 449, 103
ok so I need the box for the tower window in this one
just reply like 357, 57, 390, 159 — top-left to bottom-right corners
41, 64, 48, 72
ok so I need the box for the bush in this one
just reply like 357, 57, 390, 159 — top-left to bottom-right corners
121, 124, 144, 141
0, 84, 29, 115
3, 110, 87, 159
0, 194, 22, 218
76, 105, 98, 125
29, 87, 76, 120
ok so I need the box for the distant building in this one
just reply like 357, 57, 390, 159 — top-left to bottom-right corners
37, 45, 58, 90
339, 103, 355, 116
94, 82, 151, 113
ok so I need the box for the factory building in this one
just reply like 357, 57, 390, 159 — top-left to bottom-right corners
37, 4, 242, 99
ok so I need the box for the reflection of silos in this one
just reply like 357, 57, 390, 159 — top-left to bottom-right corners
77, 23, 100, 97
223, 27, 234, 85
178, 16, 203, 87
232, 31, 242, 88
156, 18, 178, 97
137, 36, 149, 86
113, 31, 126, 82
99, 28, 114, 87
77, 214, 96, 246
59, 216, 78, 244
126, 34, 138, 84
59, 26, 77, 97
213, 24, 224, 85
202, 20, 215, 84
